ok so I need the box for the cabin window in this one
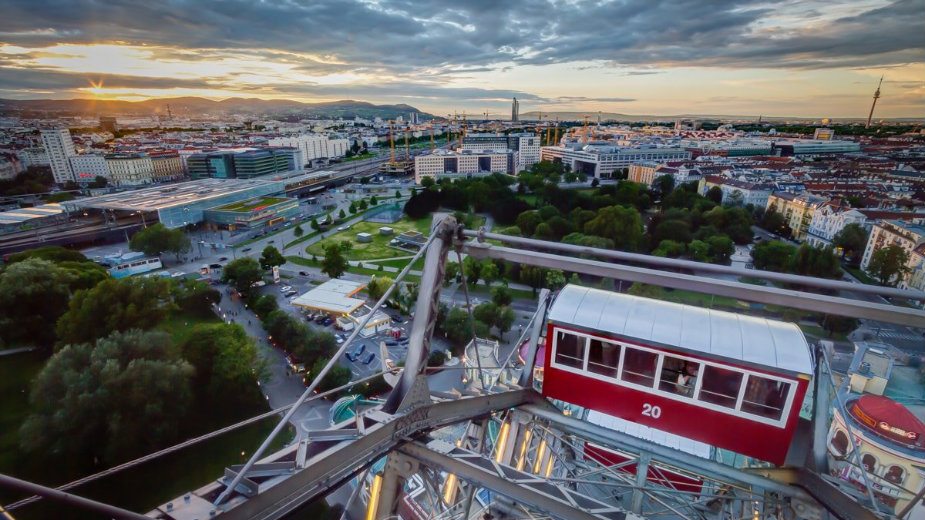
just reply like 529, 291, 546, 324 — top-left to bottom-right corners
861, 453, 877, 473
658, 356, 700, 397
554, 330, 586, 369
740, 375, 791, 420
885, 465, 905, 484
831, 430, 849, 456
620, 347, 658, 387
698, 365, 743, 409
587, 338, 621, 378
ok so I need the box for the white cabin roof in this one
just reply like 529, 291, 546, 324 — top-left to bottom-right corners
548, 284, 813, 376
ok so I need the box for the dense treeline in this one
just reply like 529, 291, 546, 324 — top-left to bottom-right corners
0, 247, 270, 467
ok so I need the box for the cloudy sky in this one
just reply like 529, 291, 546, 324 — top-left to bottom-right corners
0, 0, 923, 118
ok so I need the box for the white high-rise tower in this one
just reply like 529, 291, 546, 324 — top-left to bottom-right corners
41, 128, 77, 184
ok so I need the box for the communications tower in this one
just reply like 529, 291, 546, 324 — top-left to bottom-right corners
865, 76, 883, 128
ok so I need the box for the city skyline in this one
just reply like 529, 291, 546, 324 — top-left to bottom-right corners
0, 0, 923, 118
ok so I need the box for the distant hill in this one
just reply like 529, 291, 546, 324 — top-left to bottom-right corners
519, 111, 923, 123
0, 97, 432, 120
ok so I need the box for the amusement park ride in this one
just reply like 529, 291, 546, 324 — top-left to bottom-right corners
2, 216, 925, 520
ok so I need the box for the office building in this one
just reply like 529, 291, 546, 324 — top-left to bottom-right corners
148, 151, 185, 182
232, 148, 297, 179
414, 149, 514, 184
40, 128, 77, 184
187, 151, 238, 179
511, 97, 519, 122
267, 134, 348, 165
540, 144, 691, 178
462, 133, 540, 171
813, 128, 835, 140
106, 153, 155, 186
772, 139, 861, 156
69, 154, 110, 182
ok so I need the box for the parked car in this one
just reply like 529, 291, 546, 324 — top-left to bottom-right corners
385, 339, 398, 347
346, 352, 356, 362
362, 352, 376, 365
315, 315, 327, 323
218, 257, 228, 262
321, 317, 334, 326
285, 290, 298, 298
398, 337, 410, 345
279, 285, 292, 292
209, 263, 222, 270
299, 271, 308, 276
242, 247, 252, 253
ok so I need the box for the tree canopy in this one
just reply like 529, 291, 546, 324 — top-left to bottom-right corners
867, 245, 910, 286
222, 257, 263, 294
259, 245, 286, 270
321, 242, 349, 279
129, 223, 191, 260
56, 277, 176, 346
20, 329, 194, 463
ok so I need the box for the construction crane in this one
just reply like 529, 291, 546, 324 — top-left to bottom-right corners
430, 124, 435, 151
388, 119, 396, 164
583, 114, 591, 145
865, 76, 883, 129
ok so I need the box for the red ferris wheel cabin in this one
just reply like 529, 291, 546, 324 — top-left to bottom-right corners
542, 284, 814, 466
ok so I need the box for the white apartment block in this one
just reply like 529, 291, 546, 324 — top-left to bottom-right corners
697, 175, 773, 208
540, 144, 690, 178
461, 133, 540, 172
149, 152, 185, 182
69, 154, 110, 182
18, 147, 49, 169
414, 150, 514, 184
40, 128, 77, 184
806, 202, 866, 248
267, 134, 348, 165
106, 153, 155, 186
860, 220, 925, 290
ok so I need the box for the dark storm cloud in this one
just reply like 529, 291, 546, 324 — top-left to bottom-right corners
1, 0, 922, 72
0, 67, 217, 91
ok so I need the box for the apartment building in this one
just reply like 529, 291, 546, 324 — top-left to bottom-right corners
106, 153, 155, 186
40, 128, 77, 184
765, 192, 829, 241
860, 220, 925, 290
414, 149, 514, 184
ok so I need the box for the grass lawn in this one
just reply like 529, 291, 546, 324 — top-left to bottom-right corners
0, 350, 45, 477
286, 256, 421, 282
157, 313, 222, 345
800, 323, 848, 342
306, 216, 433, 261
216, 197, 288, 212
845, 265, 881, 286
370, 256, 425, 271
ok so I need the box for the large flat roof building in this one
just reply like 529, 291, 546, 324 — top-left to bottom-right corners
65, 178, 285, 228
541, 144, 691, 178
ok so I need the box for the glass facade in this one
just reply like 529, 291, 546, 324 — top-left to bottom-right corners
156, 181, 284, 228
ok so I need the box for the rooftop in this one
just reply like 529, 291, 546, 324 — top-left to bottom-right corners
65, 178, 284, 212
212, 197, 289, 213
548, 284, 813, 376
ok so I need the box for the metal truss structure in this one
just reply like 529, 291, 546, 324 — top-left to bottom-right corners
3, 217, 923, 520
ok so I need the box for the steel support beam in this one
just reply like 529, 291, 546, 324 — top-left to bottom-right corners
0, 473, 149, 520
464, 230, 925, 301
215, 227, 439, 506
519, 288, 551, 388
217, 389, 540, 520
520, 404, 815, 503
398, 441, 639, 520
464, 243, 925, 327
384, 216, 456, 413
